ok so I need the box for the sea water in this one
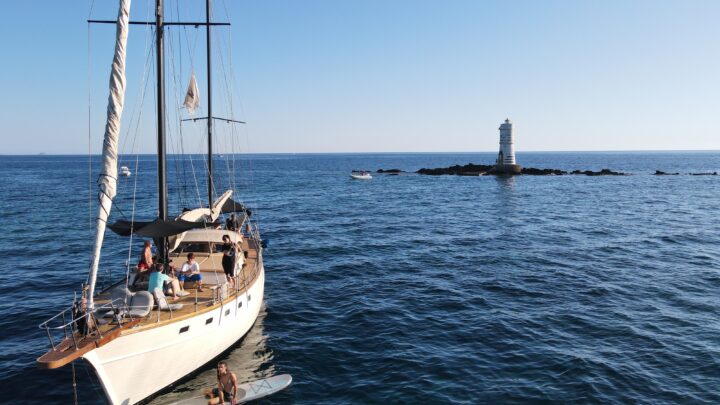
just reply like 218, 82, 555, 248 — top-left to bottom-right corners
1, 152, 719, 404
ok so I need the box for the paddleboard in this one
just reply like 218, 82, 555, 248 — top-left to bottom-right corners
170, 374, 292, 404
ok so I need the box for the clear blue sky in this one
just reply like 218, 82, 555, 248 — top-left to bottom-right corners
1, 0, 719, 155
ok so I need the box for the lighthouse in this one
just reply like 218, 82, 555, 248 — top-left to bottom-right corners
495, 118, 522, 174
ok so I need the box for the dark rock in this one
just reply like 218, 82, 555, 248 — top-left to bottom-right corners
521, 167, 567, 175
571, 168, 625, 176
690, 172, 718, 176
654, 170, 679, 175
377, 168, 403, 173
416, 163, 627, 177
417, 163, 494, 176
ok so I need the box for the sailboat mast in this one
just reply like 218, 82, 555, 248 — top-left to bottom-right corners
206, 0, 214, 209
156, 0, 169, 263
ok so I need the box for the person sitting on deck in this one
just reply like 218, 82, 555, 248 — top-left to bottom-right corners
225, 213, 240, 231
148, 264, 182, 300
179, 252, 203, 292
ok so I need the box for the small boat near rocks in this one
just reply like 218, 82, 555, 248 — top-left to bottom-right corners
351, 170, 372, 180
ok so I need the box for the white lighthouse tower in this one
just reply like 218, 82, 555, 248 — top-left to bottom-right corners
495, 118, 521, 174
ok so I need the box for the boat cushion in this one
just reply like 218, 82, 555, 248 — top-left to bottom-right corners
153, 288, 183, 312
128, 290, 153, 318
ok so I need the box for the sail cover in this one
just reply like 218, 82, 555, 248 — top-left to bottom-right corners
183, 73, 200, 114
109, 218, 207, 238
221, 197, 252, 216
87, 0, 131, 310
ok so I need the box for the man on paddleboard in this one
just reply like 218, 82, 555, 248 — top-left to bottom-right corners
207, 362, 240, 405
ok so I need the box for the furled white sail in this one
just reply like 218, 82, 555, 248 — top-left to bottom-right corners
87, 0, 131, 309
183, 73, 200, 114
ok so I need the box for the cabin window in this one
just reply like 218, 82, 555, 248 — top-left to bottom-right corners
238, 301, 242, 308
225, 309, 230, 316
179, 326, 190, 334
248, 294, 251, 301
177, 242, 211, 253
205, 317, 213, 325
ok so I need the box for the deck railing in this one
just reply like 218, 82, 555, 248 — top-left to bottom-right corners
38, 298, 133, 351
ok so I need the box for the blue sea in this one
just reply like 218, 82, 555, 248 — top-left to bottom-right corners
1, 152, 720, 404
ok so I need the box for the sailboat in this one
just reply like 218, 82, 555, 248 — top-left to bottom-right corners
37, 1, 266, 404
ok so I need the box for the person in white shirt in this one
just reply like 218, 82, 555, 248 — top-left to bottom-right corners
178, 252, 203, 292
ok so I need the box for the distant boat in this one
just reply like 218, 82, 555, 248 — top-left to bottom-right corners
120, 166, 131, 177
351, 170, 372, 180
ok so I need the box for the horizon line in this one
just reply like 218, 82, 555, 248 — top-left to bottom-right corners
3, 148, 720, 157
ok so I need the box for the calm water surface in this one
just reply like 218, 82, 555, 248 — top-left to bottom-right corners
1, 152, 719, 404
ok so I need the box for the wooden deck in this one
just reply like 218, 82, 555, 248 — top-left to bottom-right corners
98, 237, 262, 329
37, 237, 262, 369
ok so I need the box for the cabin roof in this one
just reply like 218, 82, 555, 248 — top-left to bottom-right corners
179, 229, 242, 244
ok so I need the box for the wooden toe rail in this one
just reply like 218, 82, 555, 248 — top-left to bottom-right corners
37, 318, 141, 369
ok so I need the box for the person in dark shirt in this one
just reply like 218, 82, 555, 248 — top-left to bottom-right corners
225, 214, 239, 231
221, 235, 237, 289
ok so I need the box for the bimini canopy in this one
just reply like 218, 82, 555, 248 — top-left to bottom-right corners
221, 197, 252, 216
109, 218, 207, 238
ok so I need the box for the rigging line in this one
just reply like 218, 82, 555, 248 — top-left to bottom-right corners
215, 0, 254, 201
119, 19, 156, 166
117, 28, 155, 223
174, 29, 197, 211
172, 0, 189, 207
218, 22, 256, 215
223, 26, 258, 218
174, 25, 191, 211
124, 12, 154, 291
214, 32, 236, 194
124, 9, 156, 157
198, 132, 222, 208
174, 0, 200, 86
168, 26, 196, 213
87, 0, 97, 19
181, 102, 206, 209
214, 26, 241, 198
174, 21, 207, 211
217, 8, 241, 197
169, 21, 196, 213
166, 26, 183, 213
185, 120, 205, 210
125, 154, 140, 292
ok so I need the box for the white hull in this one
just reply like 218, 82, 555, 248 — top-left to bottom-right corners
350, 174, 372, 180
83, 266, 265, 405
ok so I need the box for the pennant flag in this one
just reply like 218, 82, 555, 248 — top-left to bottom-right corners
183, 73, 200, 114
